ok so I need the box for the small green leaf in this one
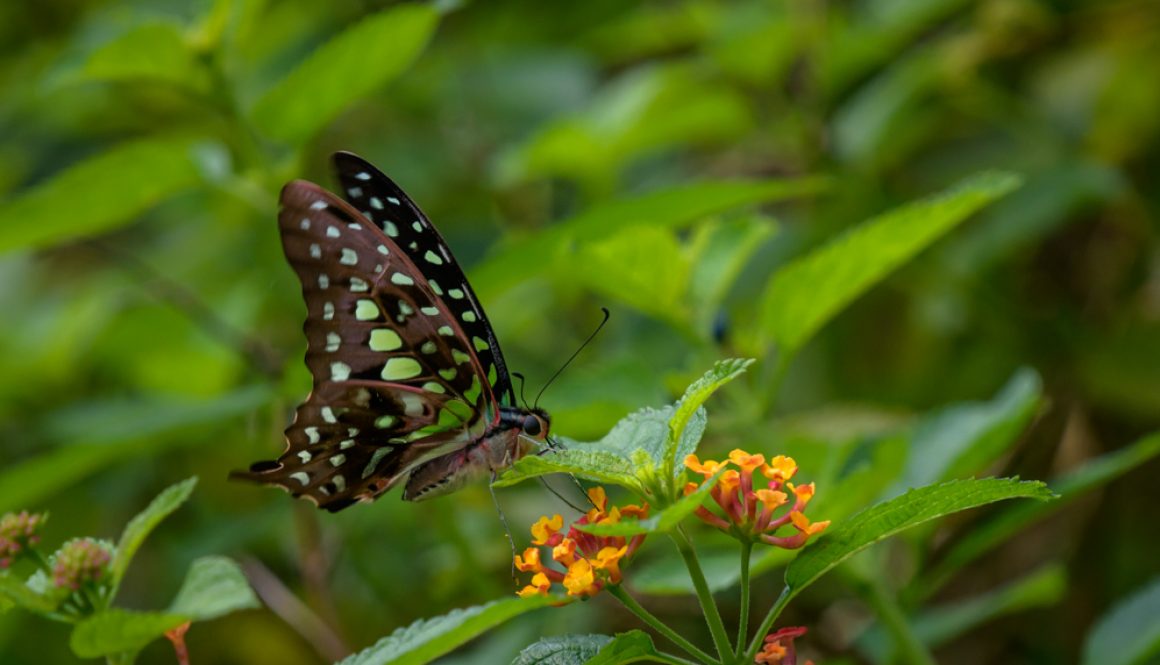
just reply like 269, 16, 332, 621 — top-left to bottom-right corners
494, 451, 643, 495
513, 634, 612, 665
75, 22, 206, 90
250, 5, 439, 143
70, 608, 186, 658
664, 358, 753, 478
168, 556, 259, 621
588, 406, 687, 464
112, 477, 198, 589
751, 171, 1022, 358
585, 630, 660, 664
576, 471, 721, 537
339, 595, 561, 665
0, 137, 205, 253
1081, 577, 1160, 665
688, 216, 778, 329
785, 478, 1054, 596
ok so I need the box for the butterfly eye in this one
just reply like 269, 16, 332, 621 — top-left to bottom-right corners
522, 414, 542, 437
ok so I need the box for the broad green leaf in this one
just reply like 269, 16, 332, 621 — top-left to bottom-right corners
1081, 577, 1160, 665
585, 405, 706, 469
577, 471, 721, 537
784, 478, 1053, 596
168, 556, 259, 621
471, 177, 829, 300
891, 368, 1042, 493
0, 574, 59, 614
664, 358, 753, 478
859, 564, 1066, 661
70, 608, 186, 658
751, 171, 1022, 357
112, 477, 198, 589
0, 387, 270, 513
250, 5, 439, 143
916, 431, 1160, 599
513, 634, 612, 665
494, 451, 643, 495
0, 137, 205, 253
585, 630, 660, 665
339, 595, 561, 665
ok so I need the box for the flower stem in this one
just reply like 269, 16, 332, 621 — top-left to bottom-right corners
608, 585, 719, 664
744, 586, 792, 663
670, 527, 733, 662
735, 541, 752, 658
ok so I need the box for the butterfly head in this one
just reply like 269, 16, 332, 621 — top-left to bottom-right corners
521, 408, 551, 441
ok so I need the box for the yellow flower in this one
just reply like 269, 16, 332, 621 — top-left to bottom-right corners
563, 559, 598, 597
684, 454, 725, 476
763, 455, 797, 481
552, 538, 577, 567
517, 572, 551, 598
790, 511, 829, 536
591, 546, 628, 583
514, 547, 542, 573
729, 449, 766, 471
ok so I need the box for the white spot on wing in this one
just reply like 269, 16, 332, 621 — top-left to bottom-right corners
309, 243, 321, 259
310, 200, 328, 211
347, 186, 363, 198
355, 172, 371, 181
340, 248, 358, 265
326, 226, 340, 238
350, 277, 369, 292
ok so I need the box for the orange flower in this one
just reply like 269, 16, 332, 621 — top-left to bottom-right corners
531, 514, 564, 546
514, 487, 649, 599
684, 449, 829, 550
755, 626, 812, 665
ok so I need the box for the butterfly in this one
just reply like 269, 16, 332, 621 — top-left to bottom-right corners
232, 152, 550, 511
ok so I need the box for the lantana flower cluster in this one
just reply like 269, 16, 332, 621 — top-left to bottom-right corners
685, 449, 829, 548
757, 626, 814, 665
0, 511, 47, 569
515, 487, 647, 599
51, 538, 113, 591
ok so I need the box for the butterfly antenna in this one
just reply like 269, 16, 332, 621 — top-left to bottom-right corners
512, 372, 530, 409
537, 477, 587, 512
534, 307, 610, 410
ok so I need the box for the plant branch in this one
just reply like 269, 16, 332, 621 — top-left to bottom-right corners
744, 586, 792, 662
607, 585, 719, 665
735, 541, 752, 658
670, 527, 733, 662
861, 577, 937, 665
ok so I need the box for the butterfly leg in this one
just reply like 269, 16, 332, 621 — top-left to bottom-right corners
489, 469, 519, 584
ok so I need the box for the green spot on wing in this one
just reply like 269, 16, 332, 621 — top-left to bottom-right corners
355, 300, 379, 321
382, 358, 422, 380
369, 329, 403, 351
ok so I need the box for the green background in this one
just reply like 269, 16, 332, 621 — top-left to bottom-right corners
1, 0, 1157, 663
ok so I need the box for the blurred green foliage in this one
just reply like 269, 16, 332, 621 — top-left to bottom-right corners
1, 0, 1158, 663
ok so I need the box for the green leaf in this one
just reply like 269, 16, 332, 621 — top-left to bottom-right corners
916, 431, 1160, 599
0, 573, 59, 614
784, 478, 1054, 597
577, 471, 721, 537
250, 5, 439, 143
0, 137, 205, 253
589, 406, 686, 464
471, 177, 829, 300
494, 451, 643, 495
112, 477, 198, 590
585, 630, 660, 664
75, 22, 206, 90
750, 171, 1022, 357
688, 215, 778, 329
513, 634, 612, 665
339, 595, 561, 665
1081, 577, 1160, 665
893, 368, 1043, 492
70, 608, 186, 658
664, 358, 753, 479
168, 556, 259, 621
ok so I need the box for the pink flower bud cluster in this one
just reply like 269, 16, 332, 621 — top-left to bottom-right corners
51, 538, 113, 591
0, 511, 47, 568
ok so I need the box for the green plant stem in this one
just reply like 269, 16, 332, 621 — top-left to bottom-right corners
735, 541, 752, 658
670, 527, 733, 662
608, 585, 719, 664
744, 586, 792, 663
862, 577, 937, 665
650, 652, 702, 665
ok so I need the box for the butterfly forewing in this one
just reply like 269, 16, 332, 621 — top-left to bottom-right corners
332, 152, 516, 407
234, 176, 508, 511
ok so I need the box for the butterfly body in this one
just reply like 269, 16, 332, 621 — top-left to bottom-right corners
232, 153, 548, 511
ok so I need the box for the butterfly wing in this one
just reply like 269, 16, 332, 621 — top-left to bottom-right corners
233, 174, 507, 511
332, 151, 517, 408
